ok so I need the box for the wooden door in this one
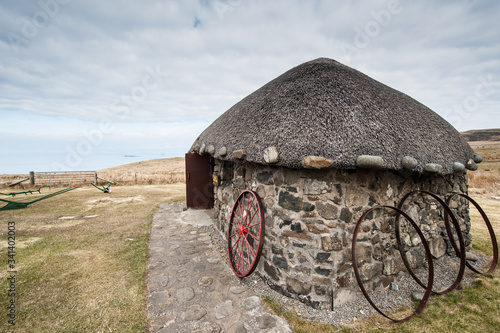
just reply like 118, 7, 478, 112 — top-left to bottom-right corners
185, 153, 214, 209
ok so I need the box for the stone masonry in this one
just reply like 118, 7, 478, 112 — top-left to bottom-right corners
212, 160, 470, 310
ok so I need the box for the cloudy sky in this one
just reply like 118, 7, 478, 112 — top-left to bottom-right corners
1, 0, 499, 174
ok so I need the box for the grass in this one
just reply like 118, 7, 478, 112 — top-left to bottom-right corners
349, 270, 500, 333
98, 157, 186, 185
0, 184, 185, 332
468, 141, 500, 193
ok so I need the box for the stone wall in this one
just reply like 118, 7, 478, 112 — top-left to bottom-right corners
213, 160, 470, 309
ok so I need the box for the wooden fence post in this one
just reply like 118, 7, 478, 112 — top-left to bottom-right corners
94, 172, 98, 185
29, 171, 35, 186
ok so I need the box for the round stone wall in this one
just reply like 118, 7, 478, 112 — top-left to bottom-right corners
212, 160, 470, 309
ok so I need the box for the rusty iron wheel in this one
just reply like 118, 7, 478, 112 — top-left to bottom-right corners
445, 193, 498, 274
395, 190, 467, 295
227, 190, 265, 278
352, 205, 434, 322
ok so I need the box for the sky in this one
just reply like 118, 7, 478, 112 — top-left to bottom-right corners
1, 0, 499, 174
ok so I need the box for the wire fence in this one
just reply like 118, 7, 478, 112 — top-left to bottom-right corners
2, 170, 186, 187
32, 171, 97, 186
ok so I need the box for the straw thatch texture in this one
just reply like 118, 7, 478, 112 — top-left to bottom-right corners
191, 58, 474, 174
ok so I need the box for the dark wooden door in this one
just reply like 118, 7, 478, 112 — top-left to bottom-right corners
185, 153, 214, 209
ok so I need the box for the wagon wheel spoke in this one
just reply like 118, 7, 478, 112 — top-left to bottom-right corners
244, 194, 255, 225
227, 190, 265, 277
244, 236, 257, 258
230, 234, 242, 252
246, 232, 260, 241
233, 203, 244, 227
246, 209, 259, 228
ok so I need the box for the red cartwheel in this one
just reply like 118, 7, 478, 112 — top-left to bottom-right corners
227, 190, 265, 277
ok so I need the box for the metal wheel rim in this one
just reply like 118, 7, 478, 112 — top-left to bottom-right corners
227, 190, 265, 277
395, 190, 466, 295
352, 205, 434, 322
445, 193, 498, 274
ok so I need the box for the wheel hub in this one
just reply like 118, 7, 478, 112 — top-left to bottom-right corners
239, 225, 248, 235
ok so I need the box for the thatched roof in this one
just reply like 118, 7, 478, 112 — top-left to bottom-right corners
190, 58, 478, 174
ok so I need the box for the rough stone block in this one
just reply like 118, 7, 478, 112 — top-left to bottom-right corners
301, 156, 333, 169
232, 149, 247, 159
218, 146, 227, 156
356, 242, 372, 263
284, 186, 298, 193
359, 262, 382, 282
256, 171, 274, 184
315, 285, 328, 296
283, 230, 312, 240
302, 201, 315, 211
304, 179, 329, 195
382, 259, 395, 275
424, 163, 443, 173
339, 207, 352, 223
321, 235, 343, 251
401, 156, 418, 170
356, 155, 384, 169
286, 277, 311, 295
278, 191, 302, 212
271, 244, 283, 255
283, 169, 298, 185
466, 159, 478, 170
291, 222, 302, 232
206, 144, 215, 155
345, 187, 368, 207
306, 223, 328, 234
453, 162, 465, 173
316, 252, 331, 261
272, 256, 288, 270
336, 273, 352, 288
429, 237, 446, 258
315, 266, 332, 276
298, 255, 308, 263
263, 146, 280, 164
264, 261, 280, 281
316, 201, 339, 220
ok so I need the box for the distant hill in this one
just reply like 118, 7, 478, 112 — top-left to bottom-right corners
97, 157, 186, 184
99, 157, 185, 174
461, 128, 500, 142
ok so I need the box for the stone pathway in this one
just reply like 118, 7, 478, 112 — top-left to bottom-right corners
148, 203, 291, 333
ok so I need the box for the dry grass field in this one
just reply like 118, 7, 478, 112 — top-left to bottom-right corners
468, 141, 500, 194
98, 157, 186, 185
0, 184, 185, 332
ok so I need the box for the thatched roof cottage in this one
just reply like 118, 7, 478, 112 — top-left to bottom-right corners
187, 58, 481, 309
